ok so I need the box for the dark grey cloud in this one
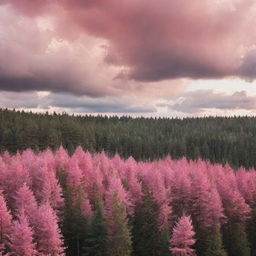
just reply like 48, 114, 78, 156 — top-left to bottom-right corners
168, 90, 256, 113
0, 91, 39, 108
0, 91, 156, 114
42, 93, 156, 113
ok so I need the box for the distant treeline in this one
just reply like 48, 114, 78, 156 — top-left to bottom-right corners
1, 108, 256, 168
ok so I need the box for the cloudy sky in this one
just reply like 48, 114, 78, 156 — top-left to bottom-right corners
1, 0, 256, 117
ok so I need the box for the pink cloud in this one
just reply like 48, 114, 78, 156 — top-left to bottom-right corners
1, 0, 256, 97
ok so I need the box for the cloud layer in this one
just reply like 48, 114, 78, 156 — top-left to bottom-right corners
1, 0, 256, 116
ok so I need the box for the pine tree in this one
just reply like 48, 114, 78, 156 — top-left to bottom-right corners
247, 193, 256, 256
82, 199, 108, 256
132, 184, 162, 256
215, 167, 251, 256
62, 155, 91, 255
13, 184, 38, 226
105, 191, 132, 256
222, 222, 250, 256
33, 203, 64, 255
190, 169, 226, 256
0, 194, 12, 254
170, 215, 196, 256
9, 212, 37, 256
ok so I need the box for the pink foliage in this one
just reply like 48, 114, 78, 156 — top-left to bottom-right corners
2, 160, 30, 208
66, 156, 83, 189
105, 174, 133, 215
170, 215, 196, 256
214, 166, 251, 222
190, 169, 225, 228
33, 203, 64, 256
236, 168, 256, 206
170, 168, 192, 218
55, 146, 69, 171
143, 166, 172, 230
81, 197, 93, 219
0, 194, 12, 252
14, 184, 38, 225
9, 213, 37, 256
29, 161, 52, 204
1, 147, 256, 254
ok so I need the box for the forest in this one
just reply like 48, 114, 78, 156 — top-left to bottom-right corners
0, 147, 256, 256
1, 108, 256, 169
1, 109, 256, 255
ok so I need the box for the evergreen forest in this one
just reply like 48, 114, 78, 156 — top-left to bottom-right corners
1, 108, 256, 169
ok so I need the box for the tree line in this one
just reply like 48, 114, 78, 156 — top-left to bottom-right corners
1, 108, 256, 168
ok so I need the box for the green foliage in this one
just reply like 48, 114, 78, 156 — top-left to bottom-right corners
82, 201, 108, 256
62, 185, 89, 256
197, 226, 227, 256
132, 185, 169, 256
223, 221, 250, 256
107, 193, 132, 256
2, 109, 256, 168
247, 194, 256, 256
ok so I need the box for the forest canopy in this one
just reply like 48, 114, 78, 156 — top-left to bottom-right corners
0, 108, 255, 169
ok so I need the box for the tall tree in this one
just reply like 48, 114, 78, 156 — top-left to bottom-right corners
190, 169, 227, 256
170, 215, 196, 256
83, 199, 108, 256
33, 203, 64, 256
0, 194, 12, 254
9, 212, 37, 256
105, 190, 132, 256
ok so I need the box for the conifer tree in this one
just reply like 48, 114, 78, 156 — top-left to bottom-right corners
82, 199, 108, 256
215, 167, 251, 256
190, 169, 227, 256
13, 184, 38, 226
0, 194, 12, 254
132, 184, 164, 256
247, 193, 256, 256
62, 156, 91, 255
105, 191, 132, 256
33, 203, 64, 255
9, 212, 37, 256
170, 215, 196, 256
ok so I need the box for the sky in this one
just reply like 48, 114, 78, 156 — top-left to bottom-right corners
1, 0, 256, 117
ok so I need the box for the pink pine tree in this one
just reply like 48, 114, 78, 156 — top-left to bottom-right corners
33, 203, 64, 255
170, 215, 196, 256
55, 146, 69, 171
66, 156, 83, 190
13, 184, 38, 226
105, 174, 133, 215
214, 166, 250, 222
143, 166, 172, 230
0, 194, 12, 253
9, 212, 37, 256
2, 160, 30, 209
123, 157, 143, 206
170, 168, 192, 219
0, 158, 6, 191
236, 168, 256, 207
190, 168, 225, 228
28, 160, 52, 205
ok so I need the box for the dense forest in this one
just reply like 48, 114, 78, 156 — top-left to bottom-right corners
0, 108, 256, 169
0, 147, 256, 256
